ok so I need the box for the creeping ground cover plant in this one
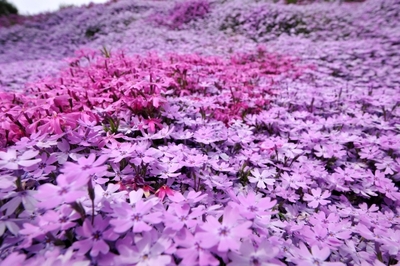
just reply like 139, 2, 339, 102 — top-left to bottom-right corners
1, 0, 400, 265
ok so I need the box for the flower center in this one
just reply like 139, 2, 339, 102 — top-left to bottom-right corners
92, 230, 102, 240
59, 216, 68, 223
218, 226, 230, 236
82, 165, 92, 170
132, 214, 142, 221
251, 257, 260, 266
248, 206, 258, 212
313, 259, 322, 265
59, 187, 69, 195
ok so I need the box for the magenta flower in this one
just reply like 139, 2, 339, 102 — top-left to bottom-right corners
73, 216, 118, 257
155, 185, 175, 201
37, 112, 79, 135
303, 188, 331, 208
196, 204, 252, 252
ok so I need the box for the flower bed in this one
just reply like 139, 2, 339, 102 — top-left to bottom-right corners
0, 0, 399, 265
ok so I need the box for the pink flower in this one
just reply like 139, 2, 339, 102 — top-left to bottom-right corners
303, 188, 331, 208
37, 112, 79, 135
155, 185, 175, 201
144, 118, 162, 133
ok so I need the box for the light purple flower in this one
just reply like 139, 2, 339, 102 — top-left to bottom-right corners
292, 242, 345, 266
249, 168, 276, 189
0, 149, 41, 170
110, 199, 162, 233
164, 204, 204, 231
53, 138, 84, 164
117, 232, 172, 266
1, 190, 37, 216
73, 216, 118, 257
35, 174, 87, 209
174, 228, 220, 266
228, 239, 280, 266
303, 188, 331, 208
62, 153, 108, 182
0, 252, 26, 266
196, 204, 252, 252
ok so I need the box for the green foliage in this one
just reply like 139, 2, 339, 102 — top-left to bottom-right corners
59, 3, 75, 10
100, 45, 111, 58
0, 0, 18, 16
103, 117, 120, 134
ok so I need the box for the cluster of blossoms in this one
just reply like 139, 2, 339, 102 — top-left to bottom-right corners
0, 0, 254, 91
1, 0, 400, 265
147, 0, 211, 30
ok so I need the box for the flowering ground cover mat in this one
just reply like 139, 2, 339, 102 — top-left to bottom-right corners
0, 0, 400, 265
